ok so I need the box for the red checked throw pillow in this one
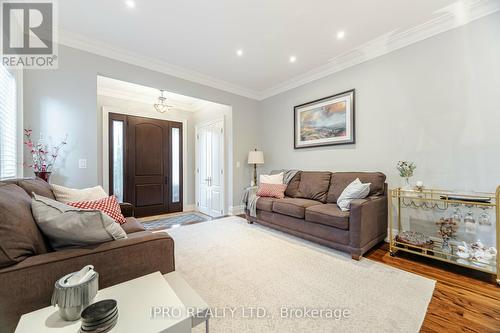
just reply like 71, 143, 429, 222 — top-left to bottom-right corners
257, 183, 287, 199
68, 195, 127, 225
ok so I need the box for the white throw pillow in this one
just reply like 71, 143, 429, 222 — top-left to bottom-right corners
31, 193, 126, 250
51, 184, 108, 203
260, 172, 284, 185
337, 178, 371, 211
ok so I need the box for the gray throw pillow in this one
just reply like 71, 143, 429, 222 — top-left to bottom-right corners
31, 193, 127, 250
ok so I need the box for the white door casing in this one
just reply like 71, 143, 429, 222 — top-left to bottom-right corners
196, 118, 225, 217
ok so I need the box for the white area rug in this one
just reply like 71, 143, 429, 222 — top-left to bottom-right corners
166, 217, 435, 333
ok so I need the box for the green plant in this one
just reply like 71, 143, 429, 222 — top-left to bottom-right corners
396, 160, 416, 178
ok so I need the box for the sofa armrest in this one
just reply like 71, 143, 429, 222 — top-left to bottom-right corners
349, 196, 388, 252
0, 231, 174, 333
119, 202, 135, 217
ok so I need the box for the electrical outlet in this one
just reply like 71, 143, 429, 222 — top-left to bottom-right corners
78, 159, 87, 169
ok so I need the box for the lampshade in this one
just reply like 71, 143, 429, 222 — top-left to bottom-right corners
248, 150, 264, 164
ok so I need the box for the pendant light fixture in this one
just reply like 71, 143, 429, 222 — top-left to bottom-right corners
154, 89, 172, 113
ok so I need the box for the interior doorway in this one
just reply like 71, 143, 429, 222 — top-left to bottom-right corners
99, 75, 233, 218
196, 119, 225, 217
109, 113, 183, 217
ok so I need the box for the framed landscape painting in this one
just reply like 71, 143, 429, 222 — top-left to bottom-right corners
294, 89, 355, 149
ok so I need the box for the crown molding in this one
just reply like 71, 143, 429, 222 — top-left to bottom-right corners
58, 30, 261, 100
259, 0, 500, 99
57, 0, 499, 101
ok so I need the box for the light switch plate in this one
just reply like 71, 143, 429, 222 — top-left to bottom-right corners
78, 159, 87, 169
236, 161, 240, 168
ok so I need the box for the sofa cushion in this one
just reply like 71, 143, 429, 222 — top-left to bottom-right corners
256, 197, 277, 212
337, 178, 371, 211
51, 183, 108, 203
296, 171, 331, 203
121, 217, 146, 234
272, 198, 322, 219
31, 194, 127, 250
67, 195, 127, 224
284, 172, 301, 198
260, 172, 283, 184
0, 184, 48, 268
257, 183, 287, 199
327, 172, 386, 203
305, 204, 350, 230
17, 178, 55, 200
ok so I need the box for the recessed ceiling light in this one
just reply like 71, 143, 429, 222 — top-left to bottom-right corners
289, 56, 297, 63
125, 0, 135, 8
337, 30, 345, 39
236, 49, 243, 57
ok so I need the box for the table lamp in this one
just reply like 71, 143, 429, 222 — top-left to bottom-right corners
248, 149, 264, 186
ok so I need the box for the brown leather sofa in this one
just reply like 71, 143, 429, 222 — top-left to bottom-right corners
247, 171, 388, 260
0, 178, 175, 333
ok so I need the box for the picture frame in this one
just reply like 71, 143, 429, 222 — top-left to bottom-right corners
294, 89, 355, 149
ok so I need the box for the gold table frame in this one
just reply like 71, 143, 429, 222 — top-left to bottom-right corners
389, 187, 500, 285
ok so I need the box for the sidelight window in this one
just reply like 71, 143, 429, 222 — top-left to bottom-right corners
172, 127, 180, 203
112, 120, 124, 202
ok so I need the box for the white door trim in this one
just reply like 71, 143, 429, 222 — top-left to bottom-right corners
101, 105, 189, 210
195, 117, 225, 216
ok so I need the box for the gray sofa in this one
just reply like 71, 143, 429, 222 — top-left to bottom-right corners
246, 171, 388, 259
0, 178, 175, 333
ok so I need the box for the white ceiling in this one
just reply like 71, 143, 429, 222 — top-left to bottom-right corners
59, 0, 499, 99
97, 76, 218, 112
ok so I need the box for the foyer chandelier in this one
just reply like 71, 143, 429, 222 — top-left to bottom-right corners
154, 89, 172, 113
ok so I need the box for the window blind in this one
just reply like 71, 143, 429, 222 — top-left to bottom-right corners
0, 64, 18, 179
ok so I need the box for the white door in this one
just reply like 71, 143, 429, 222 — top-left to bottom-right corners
197, 125, 211, 215
196, 119, 224, 217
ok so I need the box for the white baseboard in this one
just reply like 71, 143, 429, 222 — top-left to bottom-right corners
183, 204, 196, 212
229, 205, 245, 216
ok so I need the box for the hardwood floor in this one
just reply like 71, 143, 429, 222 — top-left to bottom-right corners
365, 242, 500, 333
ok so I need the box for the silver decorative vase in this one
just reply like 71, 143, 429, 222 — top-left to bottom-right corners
51, 272, 99, 321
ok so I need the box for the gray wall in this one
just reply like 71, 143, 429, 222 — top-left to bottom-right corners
23, 12, 500, 208
24, 45, 258, 206
258, 13, 500, 192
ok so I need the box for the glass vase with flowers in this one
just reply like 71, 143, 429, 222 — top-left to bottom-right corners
23, 129, 67, 182
396, 160, 417, 190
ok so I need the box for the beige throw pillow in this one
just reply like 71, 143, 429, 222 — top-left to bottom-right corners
31, 194, 127, 250
51, 184, 108, 203
260, 172, 283, 185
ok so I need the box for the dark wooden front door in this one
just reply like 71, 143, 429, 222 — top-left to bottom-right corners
109, 113, 183, 217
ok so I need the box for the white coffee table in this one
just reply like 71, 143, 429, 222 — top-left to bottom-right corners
15, 271, 209, 333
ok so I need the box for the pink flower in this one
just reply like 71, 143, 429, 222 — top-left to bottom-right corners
23, 129, 68, 173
